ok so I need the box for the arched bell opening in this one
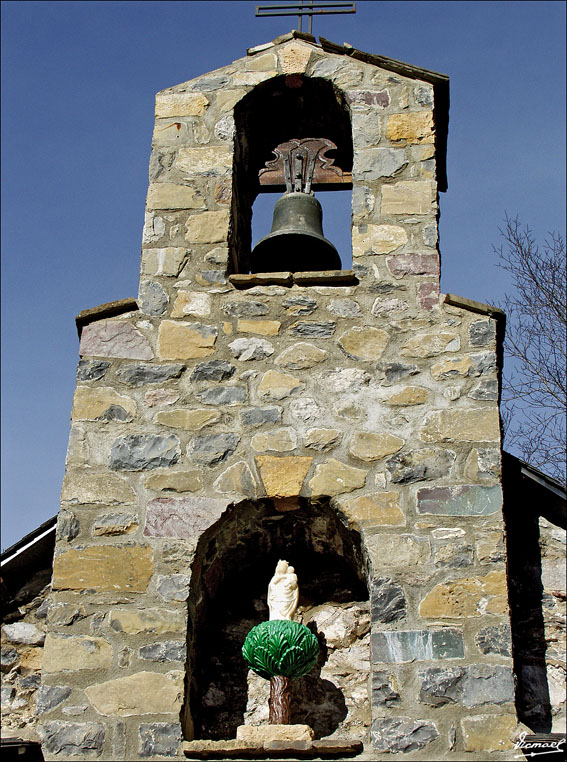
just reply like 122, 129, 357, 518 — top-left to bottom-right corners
230, 75, 353, 274
182, 497, 369, 742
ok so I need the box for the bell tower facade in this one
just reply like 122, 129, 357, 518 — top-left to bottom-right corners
41, 33, 518, 760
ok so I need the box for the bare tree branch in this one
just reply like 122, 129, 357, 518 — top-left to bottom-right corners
495, 215, 566, 485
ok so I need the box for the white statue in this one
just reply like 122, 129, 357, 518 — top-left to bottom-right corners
268, 560, 299, 621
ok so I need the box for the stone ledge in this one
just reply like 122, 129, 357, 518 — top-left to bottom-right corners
183, 738, 363, 759
75, 298, 139, 337
229, 271, 358, 288
230, 272, 293, 288
443, 293, 505, 319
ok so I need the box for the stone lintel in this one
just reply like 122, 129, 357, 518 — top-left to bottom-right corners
183, 738, 363, 759
229, 271, 357, 288
75, 298, 139, 337
443, 293, 505, 320
229, 273, 293, 288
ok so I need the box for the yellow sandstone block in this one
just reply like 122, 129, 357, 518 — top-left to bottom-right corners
52, 545, 154, 593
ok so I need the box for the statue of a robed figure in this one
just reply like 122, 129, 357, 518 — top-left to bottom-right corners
242, 560, 319, 724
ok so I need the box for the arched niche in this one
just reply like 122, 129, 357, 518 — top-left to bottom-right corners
182, 497, 369, 741
230, 75, 353, 273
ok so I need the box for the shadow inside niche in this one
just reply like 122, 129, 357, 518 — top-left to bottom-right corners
290, 627, 348, 738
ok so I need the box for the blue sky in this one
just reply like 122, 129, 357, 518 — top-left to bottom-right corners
1, 1, 565, 549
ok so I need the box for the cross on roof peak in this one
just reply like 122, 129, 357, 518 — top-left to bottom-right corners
256, 1, 356, 37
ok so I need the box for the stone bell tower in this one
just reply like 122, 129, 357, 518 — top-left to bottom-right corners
41, 32, 518, 761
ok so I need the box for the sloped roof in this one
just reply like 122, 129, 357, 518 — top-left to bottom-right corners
503, 452, 566, 528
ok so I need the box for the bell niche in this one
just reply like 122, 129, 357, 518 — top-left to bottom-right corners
231, 75, 353, 274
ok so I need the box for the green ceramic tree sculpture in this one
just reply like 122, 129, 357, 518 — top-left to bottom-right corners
242, 561, 319, 724
243, 619, 319, 680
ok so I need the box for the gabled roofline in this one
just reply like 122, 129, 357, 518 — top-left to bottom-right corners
503, 451, 566, 528
443, 293, 506, 320
1, 515, 57, 565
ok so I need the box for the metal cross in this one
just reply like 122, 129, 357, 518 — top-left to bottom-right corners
256, 1, 356, 36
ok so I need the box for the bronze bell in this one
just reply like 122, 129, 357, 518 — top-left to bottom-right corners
250, 192, 341, 273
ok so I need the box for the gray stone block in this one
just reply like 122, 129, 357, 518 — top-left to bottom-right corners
229, 338, 274, 361
117, 363, 184, 386
139, 641, 186, 663
101, 404, 132, 422
190, 433, 240, 466
139, 722, 182, 757
387, 448, 455, 485
190, 360, 235, 382
415, 86, 434, 107
20, 674, 41, 690
369, 280, 406, 293
327, 298, 361, 317
76, 360, 110, 382
35, 598, 51, 619
41, 721, 105, 755
372, 716, 438, 753
282, 296, 318, 315
372, 671, 400, 705
422, 222, 438, 247
1, 647, 19, 669
417, 484, 502, 516
354, 148, 407, 180
469, 319, 496, 347
240, 407, 282, 427
222, 300, 269, 317
2, 622, 45, 646
432, 540, 474, 568
468, 378, 498, 400
371, 578, 407, 623
461, 664, 515, 707
372, 628, 464, 663
471, 351, 497, 375
198, 270, 226, 284
381, 362, 419, 383
110, 434, 180, 470
196, 386, 247, 406
139, 280, 169, 316
290, 321, 335, 337
156, 574, 192, 602
475, 623, 512, 656
36, 685, 72, 714
419, 664, 514, 707
190, 76, 229, 92
55, 510, 79, 542
419, 666, 464, 706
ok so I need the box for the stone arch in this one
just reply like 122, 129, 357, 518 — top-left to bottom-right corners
230, 75, 353, 273
182, 496, 369, 741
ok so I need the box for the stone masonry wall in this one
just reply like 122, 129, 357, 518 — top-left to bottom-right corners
1, 582, 50, 743
40, 36, 518, 760
539, 517, 566, 733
